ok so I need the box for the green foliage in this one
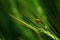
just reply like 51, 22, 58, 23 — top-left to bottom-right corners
0, 0, 60, 40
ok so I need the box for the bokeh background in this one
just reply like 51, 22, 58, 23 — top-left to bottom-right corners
0, 0, 60, 40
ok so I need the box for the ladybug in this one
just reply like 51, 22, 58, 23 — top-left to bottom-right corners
36, 18, 40, 23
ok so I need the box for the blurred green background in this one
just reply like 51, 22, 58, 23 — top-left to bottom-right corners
0, 0, 60, 40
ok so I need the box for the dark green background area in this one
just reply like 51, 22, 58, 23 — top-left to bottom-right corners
0, 0, 60, 40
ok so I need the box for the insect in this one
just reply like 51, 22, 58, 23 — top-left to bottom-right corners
36, 18, 40, 23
